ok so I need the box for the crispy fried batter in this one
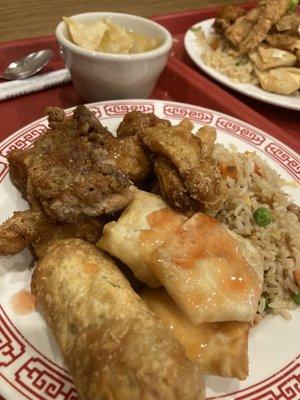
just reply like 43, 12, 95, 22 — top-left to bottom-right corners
32, 218, 103, 258
8, 148, 30, 194
141, 125, 204, 175
106, 136, 151, 183
8, 106, 134, 223
0, 209, 103, 257
116, 110, 171, 138
275, 13, 300, 34
213, 5, 246, 35
240, 0, 290, 53
265, 33, 299, 51
196, 126, 217, 158
225, 7, 261, 49
140, 125, 224, 212
225, 0, 290, 53
0, 210, 48, 255
154, 157, 194, 211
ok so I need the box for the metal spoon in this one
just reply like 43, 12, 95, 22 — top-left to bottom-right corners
0, 49, 54, 80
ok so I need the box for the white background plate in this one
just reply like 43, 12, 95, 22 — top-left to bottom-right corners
0, 99, 299, 400
184, 19, 300, 112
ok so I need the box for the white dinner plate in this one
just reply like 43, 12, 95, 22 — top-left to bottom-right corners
184, 19, 300, 111
0, 99, 299, 400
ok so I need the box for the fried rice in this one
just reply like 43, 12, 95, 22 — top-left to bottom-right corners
194, 29, 258, 84
213, 144, 300, 319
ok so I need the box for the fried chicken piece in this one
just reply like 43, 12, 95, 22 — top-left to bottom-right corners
240, 0, 290, 53
140, 125, 224, 212
0, 210, 48, 255
196, 126, 216, 158
32, 218, 103, 258
225, 7, 261, 50
213, 5, 246, 35
141, 125, 203, 175
225, 0, 290, 53
106, 136, 151, 183
154, 157, 194, 211
8, 106, 134, 223
265, 33, 299, 51
8, 148, 30, 194
0, 209, 103, 257
116, 110, 171, 138
275, 13, 300, 34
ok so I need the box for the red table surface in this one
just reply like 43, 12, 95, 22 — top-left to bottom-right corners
152, 4, 300, 145
0, 11, 299, 154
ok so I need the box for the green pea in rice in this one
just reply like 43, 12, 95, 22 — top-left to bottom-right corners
213, 144, 300, 319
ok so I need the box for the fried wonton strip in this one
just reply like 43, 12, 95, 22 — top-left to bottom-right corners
142, 288, 249, 380
31, 239, 204, 400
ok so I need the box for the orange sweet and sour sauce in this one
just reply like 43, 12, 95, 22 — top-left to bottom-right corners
10, 290, 36, 315
170, 213, 260, 295
140, 208, 188, 248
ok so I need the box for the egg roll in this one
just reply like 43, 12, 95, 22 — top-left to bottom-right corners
31, 239, 204, 400
141, 288, 249, 380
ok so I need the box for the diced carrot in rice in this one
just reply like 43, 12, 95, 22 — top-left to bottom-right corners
210, 37, 219, 51
293, 269, 300, 288
219, 162, 237, 179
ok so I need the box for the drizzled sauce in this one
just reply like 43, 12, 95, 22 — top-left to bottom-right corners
10, 290, 36, 315
170, 213, 260, 296
142, 288, 247, 362
139, 208, 187, 249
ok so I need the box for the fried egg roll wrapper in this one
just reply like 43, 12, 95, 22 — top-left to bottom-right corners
31, 239, 204, 400
141, 288, 249, 380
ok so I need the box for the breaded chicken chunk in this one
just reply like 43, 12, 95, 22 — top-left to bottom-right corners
0, 209, 103, 256
106, 136, 151, 183
140, 124, 224, 212
116, 110, 171, 138
225, 0, 290, 53
7, 106, 134, 223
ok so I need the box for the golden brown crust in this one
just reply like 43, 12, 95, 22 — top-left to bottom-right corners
8, 106, 133, 223
142, 288, 249, 380
0, 208, 103, 256
140, 125, 224, 213
116, 110, 171, 138
106, 136, 151, 183
31, 239, 204, 400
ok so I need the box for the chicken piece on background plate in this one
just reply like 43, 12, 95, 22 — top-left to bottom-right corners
265, 33, 300, 51
140, 124, 225, 213
275, 13, 300, 34
97, 190, 188, 287
32, 239, 204, 400
225, 0, 290, 53
141, 287, 249, 380
255, 66, 300, 95
7, 106, 134, 223
213, 5, 246, 35
249, 45, 297, 71
147, 213, 263, 325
